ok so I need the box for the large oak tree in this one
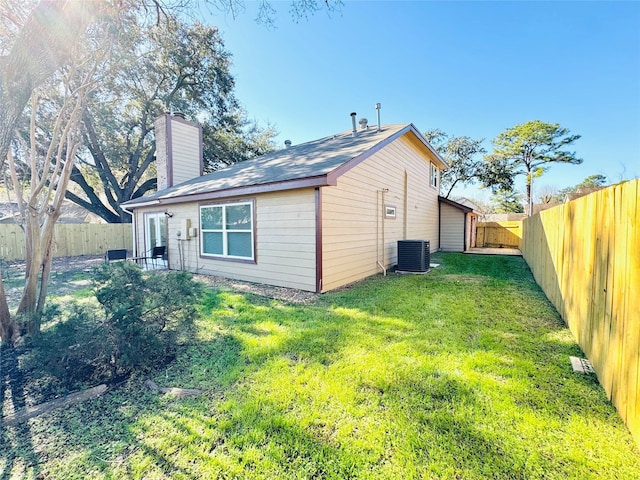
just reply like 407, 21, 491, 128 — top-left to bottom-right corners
0, 0, 333, 344
67, 15, 276, 223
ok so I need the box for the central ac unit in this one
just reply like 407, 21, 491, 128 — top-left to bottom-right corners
397, 240, 431, 272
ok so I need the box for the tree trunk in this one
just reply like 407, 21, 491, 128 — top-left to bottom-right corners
17, 213, 43, 334
526, 178, 532, 216
0, 273, 17, 344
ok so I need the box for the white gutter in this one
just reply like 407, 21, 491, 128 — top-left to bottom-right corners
122, 199, 160, 208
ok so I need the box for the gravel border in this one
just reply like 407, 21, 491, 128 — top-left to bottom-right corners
193, 274, 319, 305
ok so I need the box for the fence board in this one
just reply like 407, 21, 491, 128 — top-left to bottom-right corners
624, 180, 640, 437
521, 179, 640, 447
0, 224, 133, 261
475, 221, 522, 248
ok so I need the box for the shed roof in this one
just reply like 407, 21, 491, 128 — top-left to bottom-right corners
123, 123, 446, 208
438, 196, 476, 214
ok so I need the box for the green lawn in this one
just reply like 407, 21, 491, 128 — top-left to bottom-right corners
2, 253, 639, 479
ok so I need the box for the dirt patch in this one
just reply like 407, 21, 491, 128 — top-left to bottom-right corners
193, 274, 319, 305
2, 255, 105, 309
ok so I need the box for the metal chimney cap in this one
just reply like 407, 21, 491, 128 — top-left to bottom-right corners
284, 139, 292, 148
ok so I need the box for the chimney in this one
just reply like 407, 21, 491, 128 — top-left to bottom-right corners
350, 112, 357, 137
375, 103, 381, 132
284, 139, 292, 148
154, 113, 203, 191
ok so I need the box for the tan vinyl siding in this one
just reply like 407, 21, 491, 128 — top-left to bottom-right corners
440, 202, 465, 252
170, 119, 201, 185
138, 189, 317, 291
321, 134, 440, 291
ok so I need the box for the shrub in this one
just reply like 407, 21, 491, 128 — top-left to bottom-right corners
29, 262, 202, 388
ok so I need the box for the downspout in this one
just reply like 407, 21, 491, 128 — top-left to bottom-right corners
403, 170, 408, 239
377, 188, 389, 276
463, 212, 468, 252
438, 201, 441, 252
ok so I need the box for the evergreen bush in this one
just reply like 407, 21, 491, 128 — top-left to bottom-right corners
29, 262, 202, 387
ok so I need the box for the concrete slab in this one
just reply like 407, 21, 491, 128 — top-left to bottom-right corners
465, 247, 522, 256
570, 356, 595, 374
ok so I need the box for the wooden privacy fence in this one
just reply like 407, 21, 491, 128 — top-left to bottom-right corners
476, 221, 522, 248
0, 224, 133, 261
521, 179, 640, 447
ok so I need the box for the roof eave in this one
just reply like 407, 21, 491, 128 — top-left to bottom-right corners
122, 175, 331, 209
438, 195, 474, 213
326, 124, 449, 184
408, 123, 449, 169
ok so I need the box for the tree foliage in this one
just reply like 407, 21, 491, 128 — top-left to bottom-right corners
555, 174, 608, 201
0, 0, 101, 169
482, 120, 582, 215
491, 189, 524, 214
67, 15, 276, 223
0, 0, 333, 345
0, 1, 114, 344
423, 129, 486, 198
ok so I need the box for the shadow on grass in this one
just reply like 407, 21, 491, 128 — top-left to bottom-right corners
1, 253, 638, 478
0, 347, 41, 480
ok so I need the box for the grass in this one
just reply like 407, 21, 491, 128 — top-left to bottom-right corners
2, 253, 639, 479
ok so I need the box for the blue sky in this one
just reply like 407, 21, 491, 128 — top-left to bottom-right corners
212, 1, 640, 201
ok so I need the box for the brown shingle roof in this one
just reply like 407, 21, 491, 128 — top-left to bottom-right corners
123, 123, 446, 207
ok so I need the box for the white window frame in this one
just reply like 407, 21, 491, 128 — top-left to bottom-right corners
200, 201, 254, 260
430, 162, 438, 189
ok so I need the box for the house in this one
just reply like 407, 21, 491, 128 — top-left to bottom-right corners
0, 201, 102, 224
438, 196, 477, 252
564, 186, 606, 202
122, 113, 448, 292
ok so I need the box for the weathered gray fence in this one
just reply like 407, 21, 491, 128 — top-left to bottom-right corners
0, 224, 133, 261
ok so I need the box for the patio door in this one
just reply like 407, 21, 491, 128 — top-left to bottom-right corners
145, 212, 168, 267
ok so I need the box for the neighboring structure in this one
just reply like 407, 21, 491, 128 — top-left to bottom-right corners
0, 201, 102, 224
531, 202, 560, 215
122, 113, 448, 292
438, 196, 477, 252
455, 197, 485, 213
564, 186, 606, 202
482, 213, 527, 222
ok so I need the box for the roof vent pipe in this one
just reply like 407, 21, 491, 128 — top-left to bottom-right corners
375, 103, 381, 132
350, 112, 357, 137
284, 139, 292, 148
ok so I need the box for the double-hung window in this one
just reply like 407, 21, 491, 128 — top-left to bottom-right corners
430, 162, 438, 189
200, 201, 254, 260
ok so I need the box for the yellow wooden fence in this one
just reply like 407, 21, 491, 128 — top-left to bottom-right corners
476, 221, 522, 248
0, 224, 133, 261
521, 179, 640, 447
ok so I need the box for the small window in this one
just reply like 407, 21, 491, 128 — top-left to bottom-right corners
200, 201, 254, 260
385, 205, 397, 219
430, 163, 438, 188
